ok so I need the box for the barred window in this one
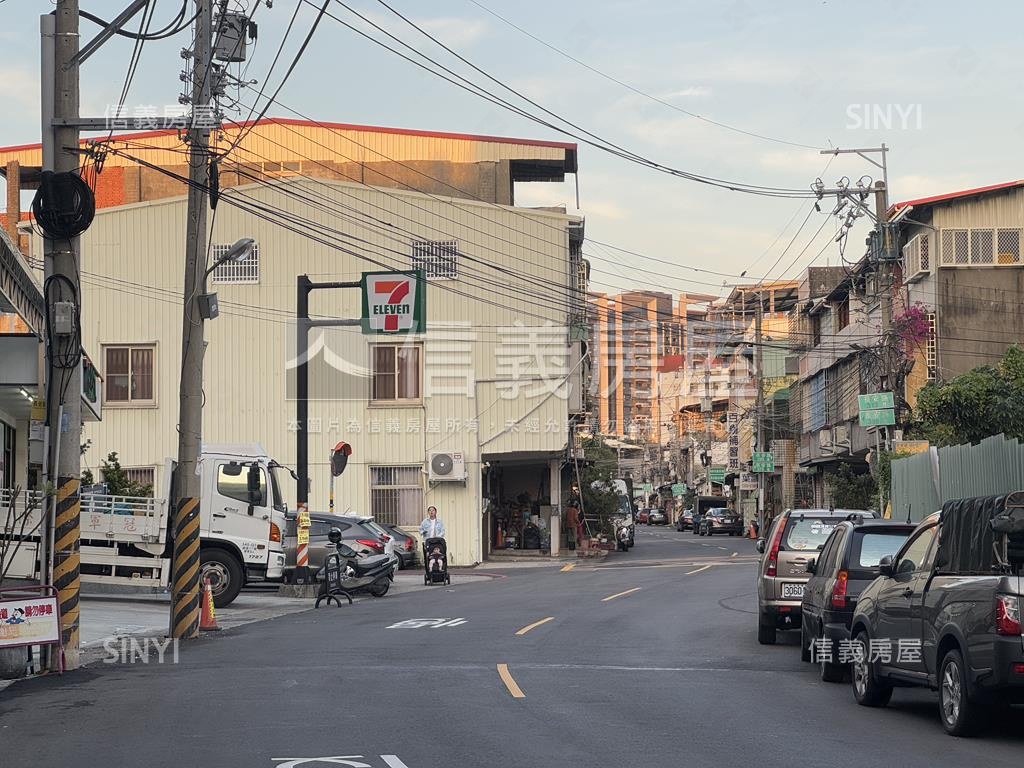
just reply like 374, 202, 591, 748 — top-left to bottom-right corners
926, 312, 937, 381
370, 466, 423, 527
412, 240, 458, 280
211, 242, 260, 284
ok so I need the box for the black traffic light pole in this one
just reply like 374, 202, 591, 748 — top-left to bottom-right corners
295, 275, 360, 580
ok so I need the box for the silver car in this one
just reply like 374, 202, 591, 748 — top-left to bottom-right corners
755, 509, 876, 645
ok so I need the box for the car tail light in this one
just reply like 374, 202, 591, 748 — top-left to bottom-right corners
269, 522, 282, 543
765, 521, 786, 577
996, 594, 1021, 636
831, 570, 849, 609
357, 538, 384, 552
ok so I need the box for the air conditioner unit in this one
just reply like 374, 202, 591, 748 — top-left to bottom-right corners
818, 429, 835, 454
833, 425, 851, 449
428, 451, 467, 482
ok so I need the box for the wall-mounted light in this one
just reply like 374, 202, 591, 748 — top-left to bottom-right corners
19, 388, 33, 402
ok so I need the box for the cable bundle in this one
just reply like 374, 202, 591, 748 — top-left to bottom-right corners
32, 171, 96, 240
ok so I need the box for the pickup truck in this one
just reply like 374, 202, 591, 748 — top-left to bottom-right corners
849, 492, 1024, 736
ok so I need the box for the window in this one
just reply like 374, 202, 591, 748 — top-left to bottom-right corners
371, 344, 422, 402
835, 299, 850, 331
105, 345, 155, 405
855, 532, 910, 568
895, 525, 937, 575
785, 517, 840, 551
369, 466, 423, 527
124, 467, 155, 492
811, 314, 822, 347
816, 529, 844, 575
411, 240, 458, 280
210, 242, 260, 284
216, 463, 267, 506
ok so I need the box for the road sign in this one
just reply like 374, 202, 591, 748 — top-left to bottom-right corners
739, 472, 757, 490
361, 270, 426, 334
860, 408, 896, 427
858, 392, 895, 411
671, 483, 687, 497
709, 467, 726, 484
752, 452, 775, 473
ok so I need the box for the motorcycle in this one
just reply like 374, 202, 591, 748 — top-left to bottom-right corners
315, 527, 397, 606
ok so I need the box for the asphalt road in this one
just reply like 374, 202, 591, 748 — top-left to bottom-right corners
2, 527, 1023, 767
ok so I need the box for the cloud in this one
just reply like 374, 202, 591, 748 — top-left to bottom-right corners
414, 17, 488, 47
0, 67, 39, 114
661, 86, 713, 99
891, 173, 981, 201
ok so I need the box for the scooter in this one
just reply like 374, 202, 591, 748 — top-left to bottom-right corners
315, 528, 397, 606
616, 522, 631, 551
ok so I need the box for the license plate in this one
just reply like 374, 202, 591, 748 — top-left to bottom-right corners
782, 583, 805, 599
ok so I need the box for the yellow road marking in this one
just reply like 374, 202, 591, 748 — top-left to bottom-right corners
516, 617, 555, 636
686, 565, 712, 575
497, 663, 526, 698
560, 563, 576, 572
601, 587, 641, 602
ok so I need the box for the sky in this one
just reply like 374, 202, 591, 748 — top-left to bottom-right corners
2, 0, 1023, 299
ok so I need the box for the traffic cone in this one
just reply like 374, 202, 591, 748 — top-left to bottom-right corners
199, 577, 221, 632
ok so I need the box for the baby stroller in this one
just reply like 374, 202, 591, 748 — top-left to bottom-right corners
423, 537, 450, 585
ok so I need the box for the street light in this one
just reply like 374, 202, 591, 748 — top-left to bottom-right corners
197, 238, 255, 320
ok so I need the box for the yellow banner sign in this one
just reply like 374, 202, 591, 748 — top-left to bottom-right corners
297, 528, 310, 545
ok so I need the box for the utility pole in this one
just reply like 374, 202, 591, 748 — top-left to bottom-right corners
170, 0, 214, 641
41, 0, 83, 671
754, 291, 765, 535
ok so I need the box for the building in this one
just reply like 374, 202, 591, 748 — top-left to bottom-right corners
895, 180, 1024, 403
1, 121, 587, 567
588, 290, 692, 442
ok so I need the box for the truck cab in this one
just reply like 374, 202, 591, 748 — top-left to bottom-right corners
196, 444, 288, 606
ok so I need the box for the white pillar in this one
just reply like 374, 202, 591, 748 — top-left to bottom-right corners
549, 458, 562, 555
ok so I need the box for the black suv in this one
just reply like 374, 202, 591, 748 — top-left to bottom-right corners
799, 518, 915, 681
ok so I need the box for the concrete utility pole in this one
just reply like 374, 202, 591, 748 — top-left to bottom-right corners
170, 0, 214, 641
41, 1, 83, 671
754, 291, 765, 534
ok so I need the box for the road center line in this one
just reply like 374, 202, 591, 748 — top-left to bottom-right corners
497, 663, 526, 698
686, 565, 712, 575
516, 616, 555, 636
601, 587, 642, 602
560, 563, 575, 572
731, 552, 738, 558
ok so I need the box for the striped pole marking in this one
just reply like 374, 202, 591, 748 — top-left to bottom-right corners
53, 477, 81, 665
171, 497, 201, 639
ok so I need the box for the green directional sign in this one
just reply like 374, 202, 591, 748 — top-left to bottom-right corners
671, 483, 688, 497
752, 452, 775, 473
709, 467, 726, 484
860, 408, 896, 427
859, 392, 895, 411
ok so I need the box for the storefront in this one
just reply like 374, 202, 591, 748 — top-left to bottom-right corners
482, 451, 568, 557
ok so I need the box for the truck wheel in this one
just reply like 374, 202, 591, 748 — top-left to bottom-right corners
200, 548, 243, 608
757, 613, 776, 645
939, 649, 985, 736
851, 632, 892, 707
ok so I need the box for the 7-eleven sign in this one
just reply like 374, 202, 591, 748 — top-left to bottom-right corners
360, 270, 426, 334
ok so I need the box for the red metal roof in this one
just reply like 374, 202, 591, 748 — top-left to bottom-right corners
0, 116, 578, 155
890, 179, 1024, 215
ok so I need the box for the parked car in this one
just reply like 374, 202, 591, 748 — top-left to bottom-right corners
638, 508, 652, 525
756, 508, 876, 645
692, 496, 727, 535
676, 508, 694, 532
849, 493, 1024, 736
648, 508, 668, 525
379, 522, 418, 569
699, 508, 743, 536
283, 513, 388, 581
799, 519, 915, 681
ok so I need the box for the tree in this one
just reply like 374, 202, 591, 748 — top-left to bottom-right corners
910, 345, 1024, 446
92, 452, 153, 497
825, 464, 877, 511
577, 438, 626, 537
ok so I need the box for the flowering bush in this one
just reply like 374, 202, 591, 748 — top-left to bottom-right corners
893, 302, 931, 348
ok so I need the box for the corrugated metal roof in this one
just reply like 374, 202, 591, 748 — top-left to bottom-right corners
889, 179, 1024, 215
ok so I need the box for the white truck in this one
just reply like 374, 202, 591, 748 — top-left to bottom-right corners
0, 443, 289, 608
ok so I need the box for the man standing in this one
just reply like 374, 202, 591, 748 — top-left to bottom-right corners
420, 505, 446, 540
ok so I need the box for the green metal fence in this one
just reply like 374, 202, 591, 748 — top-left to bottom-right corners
891, 434, 1024, 523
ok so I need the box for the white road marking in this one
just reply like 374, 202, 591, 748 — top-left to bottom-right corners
686, 565, 712, 575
